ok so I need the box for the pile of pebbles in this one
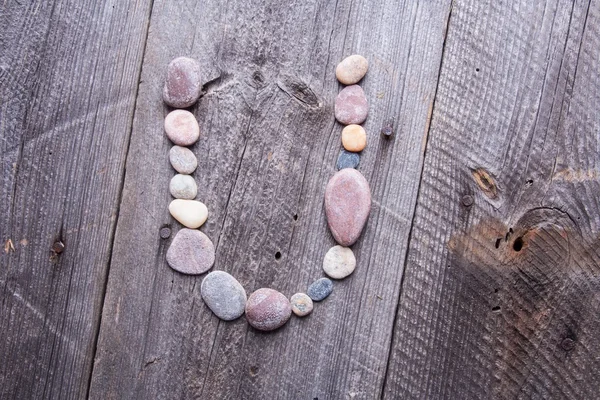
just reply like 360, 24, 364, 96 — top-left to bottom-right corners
162, 54, 372, 332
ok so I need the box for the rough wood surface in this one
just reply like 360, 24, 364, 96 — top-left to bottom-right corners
384, 0, 600, 398
0, 1, 151, 398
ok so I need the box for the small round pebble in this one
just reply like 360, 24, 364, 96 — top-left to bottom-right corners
337, 150, 360, 170
245, 288, 292, 331
164, 110, 200, 146
169, 174, 197, 199
290, 293, 313, 317
163, 56, 202, 108
166, 228, 215, 274
323, 245, 356, 279
169, 146, 197, 174
334, 85, 369, 125
336, 55, 368, 85
168, 199, 208, 228
341, 124, 367, 152
201, 271, 247, 321
307, 278, 333, 302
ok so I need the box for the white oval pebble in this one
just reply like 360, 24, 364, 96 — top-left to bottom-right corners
290, 293, 313, 317
335, 55, 368, 85
323, 245, 356, 279
169, 146, 197, 174
169, 174, 197, 199
164, 109, 200, 146
168, 199, 208, 229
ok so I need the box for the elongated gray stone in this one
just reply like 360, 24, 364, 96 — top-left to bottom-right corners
201, 271, 247, 321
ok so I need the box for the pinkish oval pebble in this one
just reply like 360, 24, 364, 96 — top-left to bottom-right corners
325, 168, 371, 246
245, 288, 292, 331
166, 228, 215, 274
334, 85, 369, 125
164, 110, 200, 146
163, 57, 202, 108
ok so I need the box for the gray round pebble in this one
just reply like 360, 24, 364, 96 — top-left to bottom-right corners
169, 146, 198, 174
170, 174, 197, 199
337, 149, 360, 170
307, 278, 333, 302
201, 271, 247, 321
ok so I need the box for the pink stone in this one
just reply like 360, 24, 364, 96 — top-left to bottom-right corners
325, 169, 371, 246
163, 57, 202, 108
334, 85, 369, 125
245, 288, 292, 331
166, 229, 215, 274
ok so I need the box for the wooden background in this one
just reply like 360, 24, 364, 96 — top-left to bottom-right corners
2, 0, 599, 398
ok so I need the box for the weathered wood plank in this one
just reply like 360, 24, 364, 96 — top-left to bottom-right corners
89, 0, 451, 398
384, 0, 600, 398
0, 1, 151, 398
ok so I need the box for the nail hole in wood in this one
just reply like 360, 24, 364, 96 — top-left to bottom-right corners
293, 214, 298, 221
476, 68, 480, 72
275, 251, 282, 260
492, 306, 501, 313
495, 238, 501, 249
513, 237, 524, 252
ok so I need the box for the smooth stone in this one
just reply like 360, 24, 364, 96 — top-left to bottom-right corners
201, 271, 247, 321
323, 245, 356, 279
335, 55, 368, 85
169, 174, 197, 199
325, 169, 371, 246
342, 124, 367, 152
245, 288, 292, 331
334, 85, 369, 125
336, 150, 360, 170
290, 293, 313, 317
164, 110, 200, 146
163, 56, 202, 108
166, 228, 215, 274
169, 146, 197, 174
169, 199, 208, 228
307, 278, 333, 302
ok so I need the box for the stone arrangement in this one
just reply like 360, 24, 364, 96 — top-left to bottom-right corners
162, 54, 372, 332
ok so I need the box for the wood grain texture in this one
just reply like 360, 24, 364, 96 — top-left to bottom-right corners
0, 1, 151, 398
89, 0, 451, 398
384, 0, 600, 398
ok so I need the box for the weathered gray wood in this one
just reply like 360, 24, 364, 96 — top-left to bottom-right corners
89, 0, 451, 398
384, 0, 600, 398
0, 1, 151, 398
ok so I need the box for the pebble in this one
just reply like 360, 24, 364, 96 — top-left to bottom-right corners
325, 168, 371, 246
323, 245, 356, 279
245, 288, 292, 331
335, 55, 368, 85
307, 278, 333, 302
334, 85, 369, 125
166, 228, 215, 274
336, 150, 360, 170
169, 146, 197, 174
341, 124, 367, 152
201, 271, 247, 321
163, 56, 202, 108
290, 293, 313, 317
169, 174, 197, 199
164, 110, 200, 146
168, 199, 208, 229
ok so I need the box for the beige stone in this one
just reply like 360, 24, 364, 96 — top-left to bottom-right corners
168, 199, 208, 228
335, 55, 368, 85
323, 245, 356, 279
341, 124, 367, 152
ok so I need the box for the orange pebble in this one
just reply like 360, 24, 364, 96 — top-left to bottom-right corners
341, 124, 367, 152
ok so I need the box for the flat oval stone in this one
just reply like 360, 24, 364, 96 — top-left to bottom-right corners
164, 110, 200, 146
334, 85, 368, 125
201, 271, 247, 321
290, 293, 313, 317
307, 278, 333, 302
163, 57, 202, 108
337, 150, 360, 170
336, 55, 368, 85
166, 228, 214, 274
169, 174, 197, 199
169, 146, 197, 174
169, 199, 208, 229
323, 245, 356, 279
325, 169, 371, 246
245, 288, 292, 331
342, 124, 367, 152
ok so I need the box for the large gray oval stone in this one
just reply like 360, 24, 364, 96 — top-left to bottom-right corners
201, 271, 247, 321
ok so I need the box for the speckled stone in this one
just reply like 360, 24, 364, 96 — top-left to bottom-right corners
245, 288, 292, 331
290, 293, 313, 317
166, 228, 214, 274
334, 85, 369, 125
164, 110, 200, 146
163, 57, 202, 108
201, 271, 247, 321
307, 278, 333, 302
168, 199, 208, 229
169, 146, 197, 174
335, 55, 368, 85
325, 169, 371, 246
323, 245, 356, 279
169, 174, 197, 199
336, 150, 360, 170
341, 124, 367, 152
